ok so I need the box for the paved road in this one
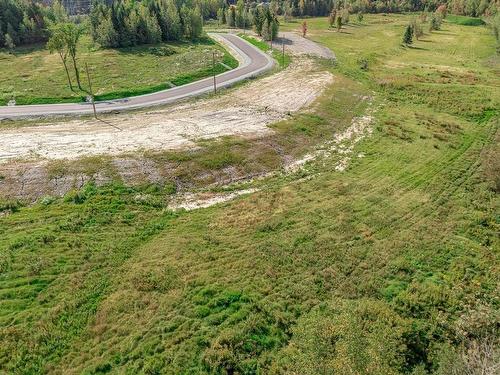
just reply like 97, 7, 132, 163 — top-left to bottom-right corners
0, 33, 274, 119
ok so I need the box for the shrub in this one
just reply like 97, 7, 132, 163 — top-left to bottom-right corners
149, 45, 176, 56
358, 58, 369, 70
272, 299, 407, 374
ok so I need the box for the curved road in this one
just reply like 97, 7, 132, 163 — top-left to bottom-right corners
0, 33, 274, 119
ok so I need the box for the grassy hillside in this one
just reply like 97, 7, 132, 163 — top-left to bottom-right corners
0, 14, 499, 374
0, 36, 237, 105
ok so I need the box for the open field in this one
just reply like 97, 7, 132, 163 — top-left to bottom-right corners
0, 36, 238, 105
0, 13, 499, 374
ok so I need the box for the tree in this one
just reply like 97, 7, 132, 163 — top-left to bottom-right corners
261, 8, 279, 41
217, 7, 225, 25
403, 24, 413, 45
4, 33, 14, 49
436, 4, 448, 18
298, 0, 305, 16
63, 23, 85, 90
429, 13, 442, 31
180, 5, 202, 40
342, 8, 350, 24
47, 23, 73, 91
491, 13, 500, 51
138, 4, 161, 44
336, 14, 342, 31
226, 5, 236, 27
235, 0, 245, 28
164, 0, 182, 41
270, 0, 279, 15
283, 1, 294, 23
253, 5, 264, 35
329, 9, 337, 28
410, 18, 423, 40
50, 0, 68, 23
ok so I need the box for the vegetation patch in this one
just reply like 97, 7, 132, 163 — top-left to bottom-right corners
446, 15, 486, 26
1, 12, 499, 374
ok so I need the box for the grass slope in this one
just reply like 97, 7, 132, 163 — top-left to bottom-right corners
0, 36, 238, 105
239, 34, 291, 68
1, 14, 499, 374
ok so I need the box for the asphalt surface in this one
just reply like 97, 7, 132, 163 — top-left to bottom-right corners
0, 33, 274, 119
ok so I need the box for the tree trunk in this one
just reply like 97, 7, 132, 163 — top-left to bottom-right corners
71, 55, 82, 90
59, 52, 73, 91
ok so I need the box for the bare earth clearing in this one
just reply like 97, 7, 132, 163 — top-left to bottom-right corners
0, 60, 332, 162
0, 34, 337, 200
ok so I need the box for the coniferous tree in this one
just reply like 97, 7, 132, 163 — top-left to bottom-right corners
403, 24, 413, 45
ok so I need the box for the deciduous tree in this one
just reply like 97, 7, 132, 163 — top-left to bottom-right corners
47, 23, 73, 91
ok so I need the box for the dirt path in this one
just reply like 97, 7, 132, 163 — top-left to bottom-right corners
0, 59, 333, 162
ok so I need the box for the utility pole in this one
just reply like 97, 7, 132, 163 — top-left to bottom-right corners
212, 51, 217, 94
85, 62, 97, 119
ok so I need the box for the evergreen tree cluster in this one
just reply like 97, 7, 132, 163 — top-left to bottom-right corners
216, 0, 498, 19
344, 0, 498, 16
0, 0, 63, 48
89, 0, 204, 48
219, 1, 280, 40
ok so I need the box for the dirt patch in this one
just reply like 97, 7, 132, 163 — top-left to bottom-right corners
169, 188, 259, 211
285, 102, 376, 173
167, 105, 376, 212
277, 32, 335, 60
0, 59, 332, 163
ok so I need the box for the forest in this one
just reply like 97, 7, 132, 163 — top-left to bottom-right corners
1, 0, 498, 48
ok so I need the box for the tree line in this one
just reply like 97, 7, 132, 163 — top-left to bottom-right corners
0, 0, 64, 48
218, 0, 280, 40
2, 0, 498, 49
263, 0, 497, 18
89, 0, 204, 48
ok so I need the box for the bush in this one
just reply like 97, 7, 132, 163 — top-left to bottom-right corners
272, 299, 407, 375
358, 58, 369, 70
148, 46, 176, 56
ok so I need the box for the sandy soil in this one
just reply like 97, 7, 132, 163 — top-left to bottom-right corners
0, 59, 333, 163
166, 103, 376, 211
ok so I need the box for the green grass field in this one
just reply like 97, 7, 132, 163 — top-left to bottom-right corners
0, 13, 499, 374
0, 36, 238, 105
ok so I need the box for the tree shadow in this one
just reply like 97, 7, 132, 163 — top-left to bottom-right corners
432, 30, 456, 35
408, 45, 428, 51
1, 42, 46, 57
95, 117, 122, 131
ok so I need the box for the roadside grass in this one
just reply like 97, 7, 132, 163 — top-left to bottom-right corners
0, 36, 238, 105
239, 34, 291, 68
1, 13, 499, 374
